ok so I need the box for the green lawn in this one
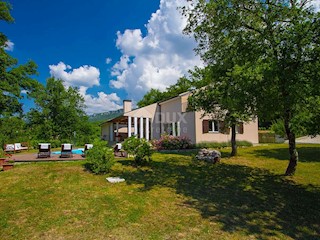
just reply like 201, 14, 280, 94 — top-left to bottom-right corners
0, 144, 319, 239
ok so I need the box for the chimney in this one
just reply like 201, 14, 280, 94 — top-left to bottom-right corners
123, 100, 132, 113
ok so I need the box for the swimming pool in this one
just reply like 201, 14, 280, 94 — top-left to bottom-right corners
52, 148, 84, 155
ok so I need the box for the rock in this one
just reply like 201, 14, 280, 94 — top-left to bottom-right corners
196, 149, 221, 164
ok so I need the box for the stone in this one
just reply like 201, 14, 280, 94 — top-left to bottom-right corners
196, 149, 221, 164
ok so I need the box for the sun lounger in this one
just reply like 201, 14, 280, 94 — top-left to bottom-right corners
82, 144, 93, 157
4, 143, 23, 153
4, 144, 15, 153
114, 143, 127, 157
38, 143, 51, 158
60, 143, 73, 158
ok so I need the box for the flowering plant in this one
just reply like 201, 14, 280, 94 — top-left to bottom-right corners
152, 134, 192, 150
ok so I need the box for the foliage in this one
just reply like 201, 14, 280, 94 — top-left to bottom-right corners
85, 140, 114, 174
0, 117, 28, 148
0, 2, 40, 117
0, 148, 4, 158
187, 66, 255, 156
137, 77, 192, 107
27, 77, 94, 143
184, 0, 320, 175
270, 119, 287, 138
152, 134, 192, 150
122, 136, 153, 165
195, 140, 252, 149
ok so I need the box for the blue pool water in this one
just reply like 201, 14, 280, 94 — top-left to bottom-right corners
52, 148, 84, 155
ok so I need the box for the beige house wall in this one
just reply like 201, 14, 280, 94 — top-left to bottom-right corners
159, 97, 196, 142
124, 103, 160, 140
100, 92, 259, 144
194, 111, 259, 144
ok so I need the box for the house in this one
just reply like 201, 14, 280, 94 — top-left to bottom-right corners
100, 92, 259, 144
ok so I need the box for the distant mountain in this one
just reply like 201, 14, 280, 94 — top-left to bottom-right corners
88, 109, 123, 122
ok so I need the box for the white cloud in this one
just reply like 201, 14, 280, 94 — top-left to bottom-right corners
49, 62, 122, 114
110, 0, 202, 101
79, 87, 122, 115
4, 40, 14, 51
106, 57, 112, 64
310, 0, 320, 12
49, 62, 100, 88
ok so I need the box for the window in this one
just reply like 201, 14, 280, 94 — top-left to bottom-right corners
203, 120, 229, 134
209, 120, 219, 133
163, 122, 180, 136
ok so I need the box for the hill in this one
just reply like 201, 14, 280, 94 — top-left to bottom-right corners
88, 109, 123, 122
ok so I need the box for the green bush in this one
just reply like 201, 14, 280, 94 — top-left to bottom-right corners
0, 148, 5, 158
270, 119, 286, 138
195, 140, 253, 149
85, 140, 114, 174
123, 136, 153, 165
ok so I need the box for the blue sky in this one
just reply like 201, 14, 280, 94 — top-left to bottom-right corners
1, 0, 203, 115
3, 0, 318, 115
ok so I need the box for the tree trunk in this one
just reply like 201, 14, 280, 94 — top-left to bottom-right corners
284, 114, 298, 176
230, 124, 237, 156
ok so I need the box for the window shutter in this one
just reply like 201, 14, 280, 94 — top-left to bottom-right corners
219, 121, 230, 134
239, 123, 244, 134
203, 120, 209, 133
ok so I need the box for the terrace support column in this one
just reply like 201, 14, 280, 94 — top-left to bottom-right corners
140, 117, 144, 139
116, 122, 119, 134
172, 122, 176, 136
128, 116, 132, 137
134, 117, 138, 137
145, 117, 150, 141
109, 123, 114, 142
177, 122, 181, 136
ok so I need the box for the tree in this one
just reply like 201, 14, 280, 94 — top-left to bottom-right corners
0, 116, 26, 147
0, 1, 39, 117
137, 89, 164, 108
184, 0, 319, 175
187, 66, 255, 156
27, 77, 91, 143
137, 77, 193, 107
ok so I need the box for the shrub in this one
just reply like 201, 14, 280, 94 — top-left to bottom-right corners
50, 140, 61, 148
152, 134, 192, 150
122, 136, 153, 165
195, 140, 253, 149
271, 119, 286, 138
85, 140, 114, 174
0, 148, 5, 158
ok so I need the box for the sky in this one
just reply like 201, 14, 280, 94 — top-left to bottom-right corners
1, 0, 203, 115
2, 0, 319, 115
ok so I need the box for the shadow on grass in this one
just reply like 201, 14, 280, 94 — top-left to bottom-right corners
116, 157, 320, 240
251, 146, 320, 162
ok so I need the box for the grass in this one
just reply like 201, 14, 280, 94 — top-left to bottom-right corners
0, 144, 319, 239
195, 140, 253, 149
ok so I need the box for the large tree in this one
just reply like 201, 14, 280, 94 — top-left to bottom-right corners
0, 1, 39, 117
27, 77, 93, 143
184, 0, 320, 175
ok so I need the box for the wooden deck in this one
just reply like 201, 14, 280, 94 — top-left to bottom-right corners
9, 153, 85, 162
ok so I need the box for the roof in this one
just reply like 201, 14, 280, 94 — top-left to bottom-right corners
158, 91, 190, 105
